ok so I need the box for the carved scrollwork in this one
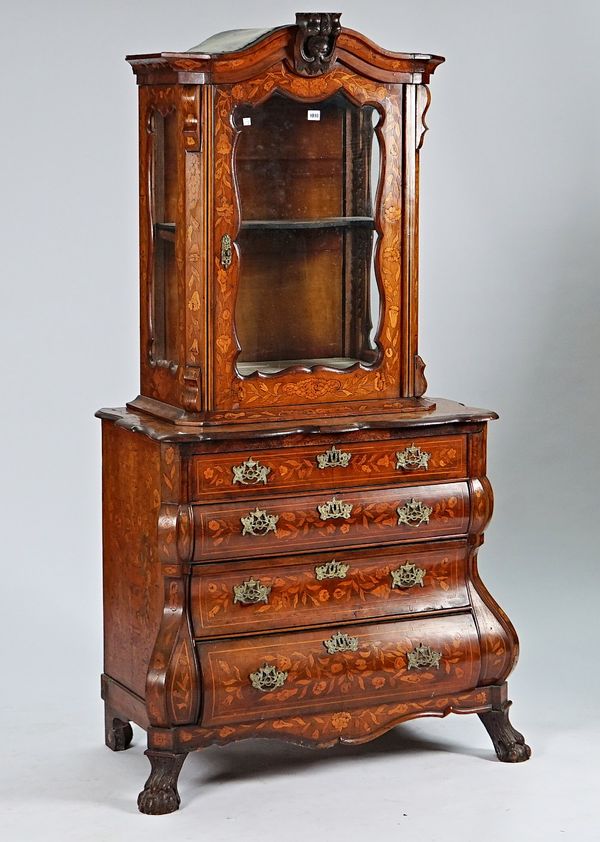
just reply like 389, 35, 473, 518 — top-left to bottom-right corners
396, 444, 431, 471
390, 562, 426, 589
233, 577, 271, 605
317, 496, 353, 521
249, 663, 288, 693
316, 445, 351, 469
406, 643, 442, 671
240, 507, 279, 537
396, 498, 433, 527
414, 354, 428, 397
232, 457, 271, 485
315, 559, 350, 580
323, 631, 359, 654
294, 12, 342, 76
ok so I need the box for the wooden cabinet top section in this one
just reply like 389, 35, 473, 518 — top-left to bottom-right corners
126, 13, 444, 85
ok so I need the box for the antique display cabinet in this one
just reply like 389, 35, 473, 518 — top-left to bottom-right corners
97, 13, 530, 815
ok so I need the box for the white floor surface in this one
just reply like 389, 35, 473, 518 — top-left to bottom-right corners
1, 704, 596, 842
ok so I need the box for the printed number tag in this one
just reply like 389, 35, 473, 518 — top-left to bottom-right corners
307, 110, 321, 121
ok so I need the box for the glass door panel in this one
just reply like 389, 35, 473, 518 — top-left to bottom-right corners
150, 109, 179, 364
233, 91, 381, 376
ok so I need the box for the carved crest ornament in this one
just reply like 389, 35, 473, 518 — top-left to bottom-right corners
294, 12, 342, 75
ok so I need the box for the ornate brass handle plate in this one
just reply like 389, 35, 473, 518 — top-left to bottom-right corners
315, 559, 350, 580
397, 498, 433, 527
233, 577, 271, 605
240, 508, 279, 536
323, 632, 359, 654
220, 233, 232, 268
316, 445, 351, 469
318, 496, 353, 521
396, 444, 431, 471
232, 457, 271, 486
390, 562, 426, 589
249, 663, 288, 692
407, 643, 442, 670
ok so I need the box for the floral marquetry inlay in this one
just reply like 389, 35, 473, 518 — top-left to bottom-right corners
178, 687, 493, 750
200, 614, 481, 725
191, 547, 468, 634
212, 66, 403, 411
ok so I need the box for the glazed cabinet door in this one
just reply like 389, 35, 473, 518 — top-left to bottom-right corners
210, 68, 406, 415
136, 84, 204, 415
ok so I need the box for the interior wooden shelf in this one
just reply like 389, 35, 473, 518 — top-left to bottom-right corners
237, 356, 365, 376
154, 222, 176, 242
240, 216, 374, 231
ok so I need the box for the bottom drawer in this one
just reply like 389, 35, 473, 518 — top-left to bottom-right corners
198, 612, 481, 727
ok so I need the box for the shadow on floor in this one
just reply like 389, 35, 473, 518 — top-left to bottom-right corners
186, 720, 493, 790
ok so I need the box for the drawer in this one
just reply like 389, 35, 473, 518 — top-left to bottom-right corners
198, 612, 481, 726
188, 434, 467, 501
192, 481, 469, 561
190, 540, 470, 638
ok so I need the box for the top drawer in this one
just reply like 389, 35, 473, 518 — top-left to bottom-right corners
188, 434, 467, 501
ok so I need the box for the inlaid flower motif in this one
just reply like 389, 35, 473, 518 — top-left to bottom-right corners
331, 712, 352, 731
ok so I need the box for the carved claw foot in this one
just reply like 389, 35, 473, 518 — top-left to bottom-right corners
104, 706, 133, 752
137, 750, 187, 815
479, 701, 531, 763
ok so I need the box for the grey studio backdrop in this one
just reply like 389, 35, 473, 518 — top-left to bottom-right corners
1, 1, 598, 839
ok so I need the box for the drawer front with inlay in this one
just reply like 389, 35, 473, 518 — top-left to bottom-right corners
190, 541, 470, 638
192, 481, 470, 562
198, 612, 481, 726
188, 434, 467, 501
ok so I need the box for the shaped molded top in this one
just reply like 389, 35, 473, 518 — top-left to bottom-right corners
126, 12, 444, 85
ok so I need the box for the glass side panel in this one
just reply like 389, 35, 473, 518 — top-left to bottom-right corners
233, 92, 381, 376
150, 109, 179, 364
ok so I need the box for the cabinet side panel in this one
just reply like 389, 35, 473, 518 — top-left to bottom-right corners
101, 421, 163, 698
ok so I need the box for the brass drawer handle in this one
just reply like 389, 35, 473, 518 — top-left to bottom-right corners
221, 233, 232, 268
316, 445, 351, 469
396, 444, 431, 471
397, 498, 432, 527
233, 577, 271, 605
315, 559, 350, 580
391, 562, 426, 589
407, 643, 442, 670
249, 663, 288, 692
232, 457, 271, 486
240, 508, 279, 536
323, 632, 359, 654
318, 496, 353, 520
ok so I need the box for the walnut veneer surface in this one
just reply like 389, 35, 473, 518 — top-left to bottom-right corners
99, 14, 530, 816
